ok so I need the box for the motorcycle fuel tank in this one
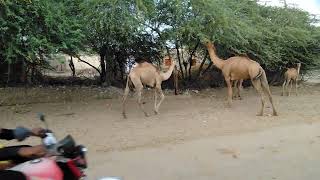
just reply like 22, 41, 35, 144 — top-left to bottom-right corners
10, 158, 63, 180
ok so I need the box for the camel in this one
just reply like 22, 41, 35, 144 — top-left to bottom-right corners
282, 63, 301, 96
205, 40, 278, 116
122, 59, 176, 118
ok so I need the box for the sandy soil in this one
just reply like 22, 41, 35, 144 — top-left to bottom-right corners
1, 83, 320, 179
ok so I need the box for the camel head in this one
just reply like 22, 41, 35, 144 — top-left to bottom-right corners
297, 62, 301, 68
202, 39, 215, 49
205, 42, 216, 52
160, 58, 176, 81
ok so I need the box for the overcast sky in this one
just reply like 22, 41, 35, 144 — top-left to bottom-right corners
264, 0, 320, 15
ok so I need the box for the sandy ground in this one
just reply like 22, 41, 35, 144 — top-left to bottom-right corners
1, 83, 320, 179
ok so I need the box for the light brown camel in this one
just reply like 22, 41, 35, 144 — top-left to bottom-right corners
282, 63, 301, 96
205, 40, 278, 116
122, 60, 176, 118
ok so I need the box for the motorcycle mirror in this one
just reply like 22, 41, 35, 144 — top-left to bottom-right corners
38, 113, 45, 122
37, 112, 49, 130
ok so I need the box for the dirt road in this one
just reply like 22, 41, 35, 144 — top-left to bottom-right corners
88, 122, 320, 180
1, 84, 320, 179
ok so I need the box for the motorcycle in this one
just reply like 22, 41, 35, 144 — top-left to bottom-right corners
7, 113, 122, 180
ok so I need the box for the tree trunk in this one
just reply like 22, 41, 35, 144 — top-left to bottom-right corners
175, 41, 184, 79
20, 59, 27, 83
112, 55, 118, 80
99, 49, 106, 83
197, 52, 208, 78
104, 49, 113, 86
69, 56, 75, 77
6, 63, 11, 86
188, 40, 200, 81
31, 63, 35, 83
183, 61, 188, 77
116, 56, 125, 83
174, 66, 179, 95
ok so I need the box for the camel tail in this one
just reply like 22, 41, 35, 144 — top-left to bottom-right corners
122, 73, 131, 118
260, 68, 268, 86
259, 67, 278, 116
252, 68, 263, 81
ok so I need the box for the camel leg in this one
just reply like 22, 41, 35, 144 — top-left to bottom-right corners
122, 84, 130, 119
154, 88, 158, 114
232, 81, 237, 99
136, 86, 149, 117
225, 77, 233, 107
252, 79, 265, 116
295, 79, 298, 96
281, 80, 286, 96
289, 79, 293, 96
285, 79, 291, 96
155, 86, 165, 114
237, 80, 243, 100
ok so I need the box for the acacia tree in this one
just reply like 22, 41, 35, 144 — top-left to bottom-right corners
1, 0, 319, 87
82, 0, 161, 85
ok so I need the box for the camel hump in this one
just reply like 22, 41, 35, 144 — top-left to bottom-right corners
239, 54, 249, 58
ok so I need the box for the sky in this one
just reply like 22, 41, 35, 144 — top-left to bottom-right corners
264, 0, 320, 15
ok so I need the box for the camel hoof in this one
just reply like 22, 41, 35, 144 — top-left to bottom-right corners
144, 113, 149, 117
154, 111, 158, 115
256, 113, 263, 116
123, 113, 127, 119
273, 112, 278, 116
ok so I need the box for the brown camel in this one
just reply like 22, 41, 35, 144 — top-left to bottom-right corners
205, 40, 278, 116
122, 60, 176, 118
282, 63, 301, 96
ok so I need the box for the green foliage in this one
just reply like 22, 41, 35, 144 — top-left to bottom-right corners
188, 0, 320, 70
1, 0, 319, 85
0, 0, 85, 65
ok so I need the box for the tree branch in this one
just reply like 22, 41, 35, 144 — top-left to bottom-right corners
75, 55, 101, 75
200, 61, 213, 77
197, 52, 208, 78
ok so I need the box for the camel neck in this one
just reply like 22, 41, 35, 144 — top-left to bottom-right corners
296, 65, 301, 75
160, 63, 175, 81
205, 42, 225, 69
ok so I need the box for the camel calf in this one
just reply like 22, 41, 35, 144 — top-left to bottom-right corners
282, 63, 301, 96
